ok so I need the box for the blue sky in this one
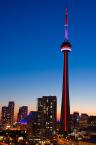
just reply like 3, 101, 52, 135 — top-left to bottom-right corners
0, 0, 96, 118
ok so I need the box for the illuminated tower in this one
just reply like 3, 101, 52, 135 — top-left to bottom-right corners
60, 4, 71, 132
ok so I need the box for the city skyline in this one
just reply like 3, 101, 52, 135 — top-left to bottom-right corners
0, 0, 96, 120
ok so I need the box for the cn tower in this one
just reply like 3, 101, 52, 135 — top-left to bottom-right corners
60, 3, 71, 132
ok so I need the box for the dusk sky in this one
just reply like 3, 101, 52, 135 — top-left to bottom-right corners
0, 0, 96, 119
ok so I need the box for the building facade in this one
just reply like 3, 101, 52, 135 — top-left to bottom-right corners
17, 106, 28, 122
8, 101, 15, 127
38, 96, 57, 138
1, 106, 9, 129
27, 111, 40, 139
73, 112, 79, 129
1, 101, 15, 129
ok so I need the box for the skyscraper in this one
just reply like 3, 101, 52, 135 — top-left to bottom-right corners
38, 96, 57, 138
17, 106, 28, 122
27, 111, 39, 139
1, 106, 9, 129
60, 4, 72, 132
8, 101, 15, 127
73, 112, 79, 129
1, 102, 15, 128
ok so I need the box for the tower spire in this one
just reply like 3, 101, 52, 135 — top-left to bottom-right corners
65, 1, 69, 41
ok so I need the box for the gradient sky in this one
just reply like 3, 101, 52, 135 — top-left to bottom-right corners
0, 0, 96, 119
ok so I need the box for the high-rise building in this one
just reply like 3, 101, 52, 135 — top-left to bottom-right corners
17, 106, 28, 122
79, 113, 89, 129
27, 111, 39, 139
8, 101, 15, 127
38, 96, 57, 138
17, 108, 21, 122
1, 106, 9, 129
60, 4, 72, 132
1, 102, 15, 129
73, 112, 79, 129
37, 98, 43, 138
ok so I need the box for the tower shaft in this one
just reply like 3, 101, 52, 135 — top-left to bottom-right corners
61, 51, 70, 132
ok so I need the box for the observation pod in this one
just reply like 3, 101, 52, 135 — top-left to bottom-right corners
61, 41, 71, 52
